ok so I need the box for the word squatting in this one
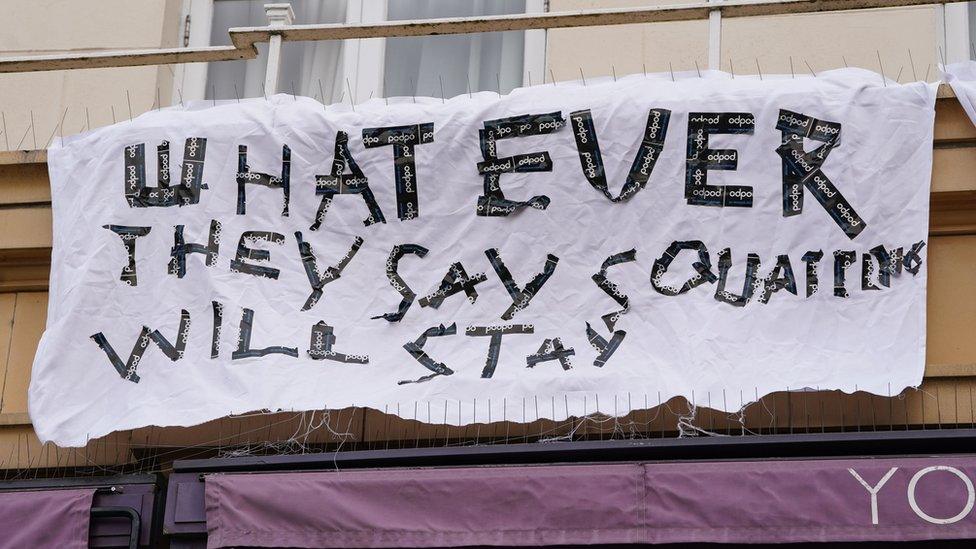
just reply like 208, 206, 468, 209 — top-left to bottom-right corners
92, 227, 925, 385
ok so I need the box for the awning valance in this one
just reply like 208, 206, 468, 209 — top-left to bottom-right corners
0, 488, 94, 549
204, 457, 976, 548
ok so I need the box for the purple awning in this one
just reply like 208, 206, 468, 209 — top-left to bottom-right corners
206, 464, 642, 548
205, 457, 976, 548
0, 488, 95, 549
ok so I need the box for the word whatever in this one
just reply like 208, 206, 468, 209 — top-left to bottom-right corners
122, 108, 864, 239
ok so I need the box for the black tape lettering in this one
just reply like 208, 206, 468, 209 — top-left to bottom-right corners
714, 248, 762, 307
801, 250, 825, 297
775, 109, 865, 239
904, 240, 926, 275
569, 109, 670, 202
418, 261, 488, 309
123, 138, 207, 207
485, 248, 559, 320
312, 131, 386, 229
526, 337, 575, 370
758, 255, 798, 304
168, 219, 221, 278
308, 321, 368, 364
592, 249, 637, 330
863, 245, 908, 290
295, 232, 364, 311
465, 324, 534, 378
585, 322, 626, 368
371, 244, 429, 322
833, 250, 856, 298
685, 112, 755, 207
103, 224, 151, 287
232, 307, 298, 359
91, 308, 190, 382
236, 144, 290, 217
362, 123, 434, 221
148, 309, 191, 360
650, 240, 717, 296
229, 231, 285, 279
399, 323, 457, 384
91, 329, 150, 383
211, 300, 223, 359
475, 112, 564, 216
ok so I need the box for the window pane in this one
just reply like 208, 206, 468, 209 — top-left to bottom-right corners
384, 0, 527, 98
207, 0, 345, 101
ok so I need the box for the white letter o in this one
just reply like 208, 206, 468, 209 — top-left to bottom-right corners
908, 466, 975, 525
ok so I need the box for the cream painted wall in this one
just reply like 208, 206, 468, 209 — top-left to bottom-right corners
722, 7, 938, 79
547, 0, 944, 83
0, 0, 960, 146
546, 0, 709, 81
0, 0, 181, 149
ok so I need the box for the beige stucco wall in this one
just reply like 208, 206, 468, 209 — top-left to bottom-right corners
547, 0, 941, 81
0, 0, 955, 142
0, 0, 972, 463
0, 0, 181, 148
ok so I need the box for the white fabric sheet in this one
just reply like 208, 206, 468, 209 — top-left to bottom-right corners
31, 69, 936, 446
944, 61, 976, 128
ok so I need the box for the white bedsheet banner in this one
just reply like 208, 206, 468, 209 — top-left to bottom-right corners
31, 69, 936, 445
944, 61, 976, 127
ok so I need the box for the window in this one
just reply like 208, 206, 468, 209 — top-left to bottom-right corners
179, 0, 546, 103
384, 0, 529, 98
207, 0, 347, 102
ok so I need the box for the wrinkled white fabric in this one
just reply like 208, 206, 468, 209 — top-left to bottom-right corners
31, 69, 935, 446
944, 61, 976, 128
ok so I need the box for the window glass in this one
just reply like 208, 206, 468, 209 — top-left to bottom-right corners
384, 0, 527, 98
207, 0, 346, 101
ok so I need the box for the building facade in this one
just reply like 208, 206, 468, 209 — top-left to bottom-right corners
1, 1, 976, 546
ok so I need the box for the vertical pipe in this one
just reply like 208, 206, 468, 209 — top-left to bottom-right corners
943, 2, 971, 64
264, 3, 295, 97
708, 0, 722, 71
179, 0, 215, 102
524, 0, 548, 87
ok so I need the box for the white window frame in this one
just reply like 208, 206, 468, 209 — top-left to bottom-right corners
172, 0, 216, 103
937, 1, 971, 65
173, 0, 548, 102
